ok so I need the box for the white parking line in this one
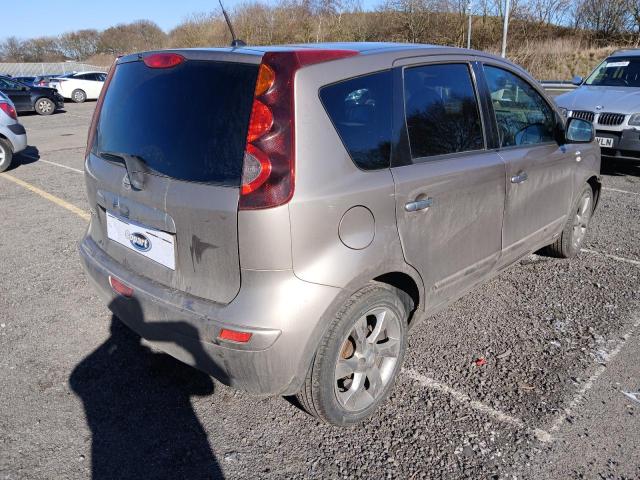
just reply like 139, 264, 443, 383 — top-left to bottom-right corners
404, 368, 552, 442
603, 187, 639, 196
581, 248, 640, 267
19, 155, 84, 174
38, 159, 84, 174
546, 316, 640, 437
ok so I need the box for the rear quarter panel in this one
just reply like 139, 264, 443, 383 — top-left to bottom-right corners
289, 53, 418, 293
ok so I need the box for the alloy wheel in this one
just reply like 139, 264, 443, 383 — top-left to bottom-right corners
334, 307, 402, 411
572, 191, 592, 249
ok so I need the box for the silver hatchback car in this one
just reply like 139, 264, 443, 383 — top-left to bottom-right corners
80, 43, 601, 425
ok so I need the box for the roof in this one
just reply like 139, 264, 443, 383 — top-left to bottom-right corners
611, 48, 640, 57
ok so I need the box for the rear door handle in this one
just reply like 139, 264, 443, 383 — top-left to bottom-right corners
405, 197, 433, 212
511, 172, 528, 184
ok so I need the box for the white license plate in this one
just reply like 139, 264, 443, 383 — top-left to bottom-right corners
106, 212, 175, 270
596, 137, 614, 148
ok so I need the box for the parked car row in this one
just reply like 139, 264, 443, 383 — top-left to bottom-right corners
0, 70, 107, 116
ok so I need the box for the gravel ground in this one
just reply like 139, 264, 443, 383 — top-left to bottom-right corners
1, 103, 639, 479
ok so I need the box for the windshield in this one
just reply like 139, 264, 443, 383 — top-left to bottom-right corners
93, 59, 258, 185
585, 57, 640, 87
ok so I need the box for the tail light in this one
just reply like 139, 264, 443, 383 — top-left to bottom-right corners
239, 49, 358, 210
85, 61, 117, 158
0, 102, 17, 121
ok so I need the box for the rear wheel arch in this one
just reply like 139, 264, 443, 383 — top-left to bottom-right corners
287, 265, 423, 396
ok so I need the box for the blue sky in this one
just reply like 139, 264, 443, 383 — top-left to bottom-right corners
4, 0, 377, 40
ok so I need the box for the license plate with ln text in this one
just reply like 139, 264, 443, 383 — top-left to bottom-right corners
596, 137, 614, 148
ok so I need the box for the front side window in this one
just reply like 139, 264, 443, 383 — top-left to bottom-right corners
586, 57, 640, 87
403, 63, 484, 159
484, 65, 555, 148
320, 70, 392, 170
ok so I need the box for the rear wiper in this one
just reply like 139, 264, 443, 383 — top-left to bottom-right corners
98, 151, 148, 190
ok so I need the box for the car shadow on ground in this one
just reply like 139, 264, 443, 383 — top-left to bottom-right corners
7, 146, 40, 171
69, 297, 225, 479
601, 156, 640, 176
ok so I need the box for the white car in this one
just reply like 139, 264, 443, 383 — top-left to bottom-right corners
49, 71, 107, 103
0, 91, 27, 172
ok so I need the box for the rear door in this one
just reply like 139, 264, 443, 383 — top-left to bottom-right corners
85, 53, 259, 304
391, 58, 506, 310
481, 63, 575, 265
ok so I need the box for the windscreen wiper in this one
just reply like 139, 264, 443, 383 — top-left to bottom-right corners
98, 151, 148, 190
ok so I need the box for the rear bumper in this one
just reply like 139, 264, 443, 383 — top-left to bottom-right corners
2, 124, 27, 154
597, 128, 640, 160
79, 232, 341, 396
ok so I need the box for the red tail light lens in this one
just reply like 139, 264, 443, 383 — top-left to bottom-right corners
109, 275, 134, 297
86, 61, 117, 158
0, 102, 17, 121
143, 53, 184, 69
246, 100, 273, 142
218, 328, 252, 343
239, 49, 358, 210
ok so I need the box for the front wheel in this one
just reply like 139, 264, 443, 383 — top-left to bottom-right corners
542, 184, 594, 258
296, 283, 409, 425
0, 138, 13, 172
34, 97, 55, 115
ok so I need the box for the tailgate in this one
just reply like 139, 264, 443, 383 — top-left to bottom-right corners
84, 51, 260, 304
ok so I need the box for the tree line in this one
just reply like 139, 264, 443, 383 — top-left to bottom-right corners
1, 0, 639, 64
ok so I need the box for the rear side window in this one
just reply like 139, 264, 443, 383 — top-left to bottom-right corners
404, 63, 484, 159
94, 59, 258, 185
320, 70, 392, 170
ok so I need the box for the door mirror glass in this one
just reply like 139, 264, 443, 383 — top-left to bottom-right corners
565, 118, 594, 143
571, 76, 583, 86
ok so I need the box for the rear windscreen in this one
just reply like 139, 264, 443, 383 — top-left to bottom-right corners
93, 59, 258, 185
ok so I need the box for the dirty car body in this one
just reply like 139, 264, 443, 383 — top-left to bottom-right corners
79, 43, 601, 425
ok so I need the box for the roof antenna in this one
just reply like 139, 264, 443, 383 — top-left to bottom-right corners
218, 0, 246, 47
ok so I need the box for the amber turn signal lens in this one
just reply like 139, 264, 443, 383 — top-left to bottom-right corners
255, 63, 275, 96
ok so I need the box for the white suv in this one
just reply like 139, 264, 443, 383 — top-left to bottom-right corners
49, 71, 107, 103
0, 91, 27, 172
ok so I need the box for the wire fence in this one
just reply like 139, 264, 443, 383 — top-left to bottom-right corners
0, 62, 108, 77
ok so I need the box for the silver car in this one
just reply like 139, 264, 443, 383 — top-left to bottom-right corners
0, 91, 27, 172
79, 43, 601, 425
556, 49, 640, 160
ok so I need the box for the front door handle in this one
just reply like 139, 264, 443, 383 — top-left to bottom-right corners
511, 172, 528, 184
405, 197, 433, 212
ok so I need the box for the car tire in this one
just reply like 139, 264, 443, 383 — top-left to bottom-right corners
71, 89, 87, 103
296, 282, 410, 426
0, 138, 13, 172
541, 184, 594, 259
34, 97, 55, 115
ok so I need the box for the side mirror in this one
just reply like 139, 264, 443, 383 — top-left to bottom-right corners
565, 117, 594, 143
20, 86, 28, 91
571, 76, 583, 86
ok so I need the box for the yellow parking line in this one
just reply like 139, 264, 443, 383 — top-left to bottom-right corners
0, 172, 89, 221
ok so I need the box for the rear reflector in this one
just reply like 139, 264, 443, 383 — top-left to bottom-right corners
143, 53, 185, 69
0, 102, 17, 121
109, 275, 134, 297
218, 328, 252, 343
